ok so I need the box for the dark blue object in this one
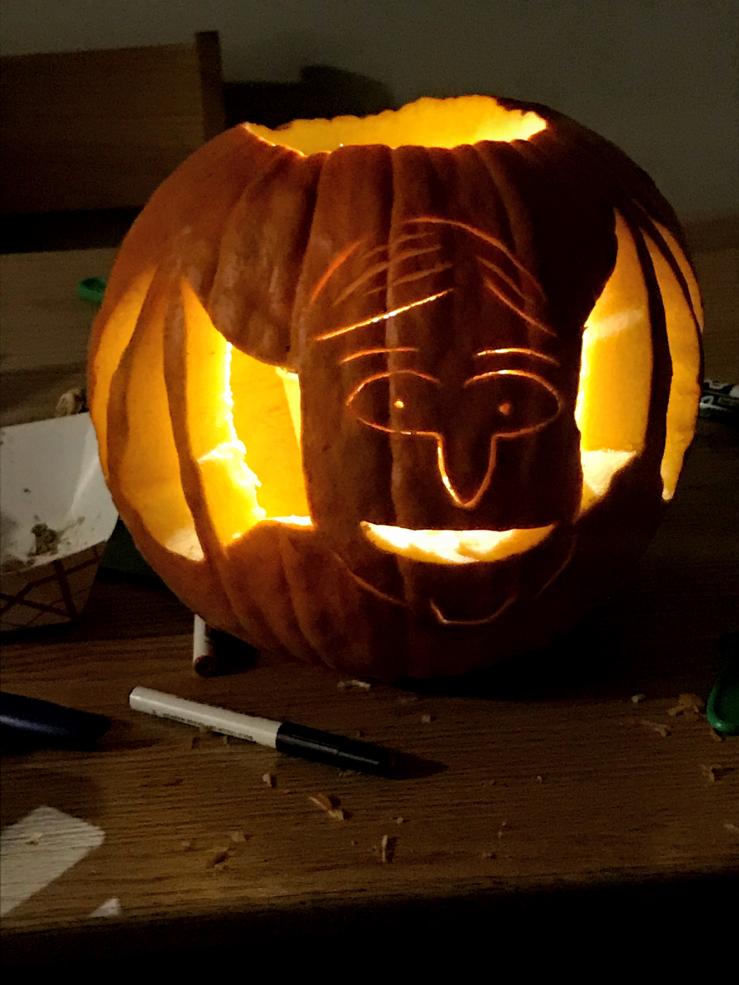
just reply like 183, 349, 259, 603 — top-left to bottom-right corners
0, 691, 110, 749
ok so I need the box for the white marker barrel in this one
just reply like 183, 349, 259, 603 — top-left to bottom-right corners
129, 687, 279, 747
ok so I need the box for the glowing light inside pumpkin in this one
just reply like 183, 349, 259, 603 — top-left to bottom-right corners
361, 523, 555, 565
579, 449, 637, 514
154, 280, 313, 562
103, 214, 699, 567
154, 205, 699, 565
247, 95, 547, 155
575, 212, 652, 458
575, 211, 702, 506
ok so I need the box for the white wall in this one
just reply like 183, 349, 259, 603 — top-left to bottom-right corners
2, 0, 737, 222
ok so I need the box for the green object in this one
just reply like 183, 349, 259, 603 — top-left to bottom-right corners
101, 519, 158, 580
77, 276, 107, 305
707, 636, 739, 736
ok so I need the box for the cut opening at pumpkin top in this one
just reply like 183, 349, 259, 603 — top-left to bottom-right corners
246, 96, 547, 155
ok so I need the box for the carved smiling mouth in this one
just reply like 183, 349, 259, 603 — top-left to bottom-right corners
357, 521, 578, 627
360, 521, 555, 564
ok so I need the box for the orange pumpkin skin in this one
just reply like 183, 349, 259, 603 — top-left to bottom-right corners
89, 96, 703, 679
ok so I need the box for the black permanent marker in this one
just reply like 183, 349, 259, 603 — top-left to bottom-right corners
129, 686, 394, 776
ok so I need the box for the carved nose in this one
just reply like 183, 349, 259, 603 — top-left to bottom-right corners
435, 433, 497, 510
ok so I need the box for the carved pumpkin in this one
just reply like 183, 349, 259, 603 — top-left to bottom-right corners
89, 95, 703, 679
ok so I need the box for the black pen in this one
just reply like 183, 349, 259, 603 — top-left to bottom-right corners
129, 686, 394, 776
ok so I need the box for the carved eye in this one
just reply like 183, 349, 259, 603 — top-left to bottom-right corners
347, 371, 440, 433
466, 370, 562, 435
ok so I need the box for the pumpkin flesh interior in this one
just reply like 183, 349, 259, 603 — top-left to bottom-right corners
575, 212, 650, 513
575, 213, 701, 509
115, 278, 203, 560
178, 280, 310, 544
247, 96, 546, 154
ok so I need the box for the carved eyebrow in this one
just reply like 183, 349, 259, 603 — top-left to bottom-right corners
359, 242, 392, 263
474, 347, 560, 367
339, 346, 419, 364
476, 255, 529, 302
332, 259, 393, 307
390, 261, 454, 290
314, 289, 452, 342
332, 244, 445, 307
483, 277, 556, 337
402, 216, 546, 299
392, 230, 436, 249
310, 234, 440, 309
309, 237, 365, 304
392, 243, 442, 264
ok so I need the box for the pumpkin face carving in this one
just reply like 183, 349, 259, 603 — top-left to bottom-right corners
89, 95, 703, 678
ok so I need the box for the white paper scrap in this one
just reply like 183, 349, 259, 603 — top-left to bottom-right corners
0, 805, 105, 917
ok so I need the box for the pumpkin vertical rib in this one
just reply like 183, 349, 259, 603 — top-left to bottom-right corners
91, 129, 281, 638
296, 145, 403, 599
88, 265, 155, 477
628, 207, 703, 334
164, 280, 320, 659
207, 147, 324, 364
625, 218, 673, 489
641, 227, 702, 500
471, 142, 537, 320
163, 282, 276, 650
90, 127, 276, 402
105, 271, 240, 632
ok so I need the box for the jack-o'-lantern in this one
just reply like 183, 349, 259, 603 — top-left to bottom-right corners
89, 95, 703, 679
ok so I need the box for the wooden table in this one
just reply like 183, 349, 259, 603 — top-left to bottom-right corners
2, 416, 737, 964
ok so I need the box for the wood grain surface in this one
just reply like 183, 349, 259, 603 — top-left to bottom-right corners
1, 223, 737, 963
1, 419, 737, 961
